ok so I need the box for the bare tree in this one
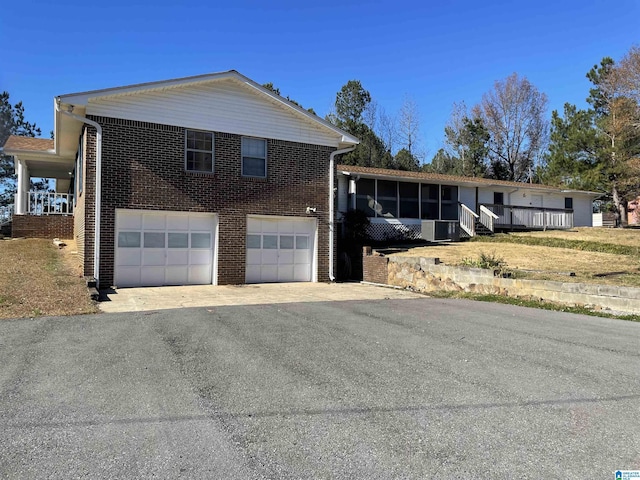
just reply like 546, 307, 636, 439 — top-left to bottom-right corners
377, 106, 397, 154
615, 45, 640, 105
473, 73, 548, 181
397, 95, 421, 157
363, 99, 378, 132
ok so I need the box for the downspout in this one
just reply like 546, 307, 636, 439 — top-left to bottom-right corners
55, 101, 103, 288
328, 146, 356, 281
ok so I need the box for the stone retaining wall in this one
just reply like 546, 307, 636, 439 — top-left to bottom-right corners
362, 249, 640, 315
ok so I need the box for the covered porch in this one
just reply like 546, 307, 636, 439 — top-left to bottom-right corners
2, 136, 76, 237
4, 136, 75, 214
337, 167, 580, 242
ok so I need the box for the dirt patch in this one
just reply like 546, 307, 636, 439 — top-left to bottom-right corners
399, 241, 640, 287
0, 238, 98, 319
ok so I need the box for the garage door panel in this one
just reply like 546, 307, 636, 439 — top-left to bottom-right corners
278, 221, 294, 233
143, 214, 166, 230
119, 213, 142, 229
261, 265, 278, 282
261, 221, 278, 233
116, 267, 141, 287
167, 215, 189, 230
116, 210, 216, 287
189, 266, 211, 284
165, 266, 188, 285
245, 265, 261, 283
261, 251, 278, 265
167, 250, 189, 265
141, 267, 165, 286
190, 216, 214, 230
190, 250, 212, 265
142, 250, 166, 266
294, 265, 310, 281
278, 250, 294, 265
246, 249, 261, 265
245, 216, 315, 283
294, 250, 309, 264
278, 266, 294, 281
294, 222, 313, 234
117, 249, 141, 266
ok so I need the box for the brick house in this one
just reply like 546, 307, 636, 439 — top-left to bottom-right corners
3, 71, 359, 288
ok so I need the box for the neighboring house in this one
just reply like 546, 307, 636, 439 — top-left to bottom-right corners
336, 166, 600, 240
3, 71, 359, 288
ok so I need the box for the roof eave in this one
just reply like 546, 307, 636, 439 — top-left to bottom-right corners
337, 168, 602, 195
56, 70, 360, 147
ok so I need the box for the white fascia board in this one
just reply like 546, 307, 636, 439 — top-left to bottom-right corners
56, 71, 240, 106
560, 189, 602, 197
2, 148, 57, 160
57, 70, 360, 147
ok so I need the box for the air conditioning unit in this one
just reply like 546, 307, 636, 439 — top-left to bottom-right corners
421, 220, 460, 242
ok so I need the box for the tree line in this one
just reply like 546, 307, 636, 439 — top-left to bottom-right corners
2, 46, 639, 221
322, 45, 640, 223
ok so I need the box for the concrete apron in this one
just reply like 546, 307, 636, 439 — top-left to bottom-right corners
98, 282, 424, 313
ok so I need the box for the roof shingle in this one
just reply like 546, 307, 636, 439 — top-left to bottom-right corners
2, 135, 54, 152
337, 164, 578, 192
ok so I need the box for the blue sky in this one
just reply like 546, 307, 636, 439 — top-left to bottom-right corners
2, 0, 639, 160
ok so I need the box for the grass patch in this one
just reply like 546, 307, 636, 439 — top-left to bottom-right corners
459, 251, 518, 278
427, 290, 640, 322
469, 233, 640, 256
0, 239, 98, 319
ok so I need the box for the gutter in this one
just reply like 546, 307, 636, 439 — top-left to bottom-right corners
328, 146, 356, 281
55, 101, 103, 288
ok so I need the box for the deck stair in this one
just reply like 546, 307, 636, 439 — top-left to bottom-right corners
474, 219, 493, 236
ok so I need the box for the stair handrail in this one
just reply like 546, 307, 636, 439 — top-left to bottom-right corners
459, 203, 478, 237
479, 205, 498, 233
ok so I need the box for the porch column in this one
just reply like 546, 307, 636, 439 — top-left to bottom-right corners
15, 157, 29, 215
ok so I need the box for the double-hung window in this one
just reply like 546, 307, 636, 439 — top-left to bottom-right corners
185, 130, 214, 172
242, 137, 267, 178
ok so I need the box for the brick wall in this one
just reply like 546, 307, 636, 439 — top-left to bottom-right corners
362, 246, 389, 284
12, 215, 74, 239
85, 115, 335, 287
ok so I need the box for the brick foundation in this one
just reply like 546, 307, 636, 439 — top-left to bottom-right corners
12, 215, 74, 239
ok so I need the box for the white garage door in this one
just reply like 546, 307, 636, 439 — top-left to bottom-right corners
246, 216, 316, 283
115, 210, 217, 287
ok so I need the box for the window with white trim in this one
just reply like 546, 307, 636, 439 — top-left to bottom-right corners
242, 137, 267, 177
185, 130, 214, 172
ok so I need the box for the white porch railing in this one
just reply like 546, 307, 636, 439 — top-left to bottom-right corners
0, 204, 13, 224
459, 203, 478, 237
27, 192, 74, 215
483, 204, 573, 230
479, 205, 499, 232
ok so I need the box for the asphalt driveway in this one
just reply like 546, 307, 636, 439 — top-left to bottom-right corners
1, 297, 639, 478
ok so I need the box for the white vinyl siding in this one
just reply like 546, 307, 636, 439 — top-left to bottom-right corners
87, 79, 339, 147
